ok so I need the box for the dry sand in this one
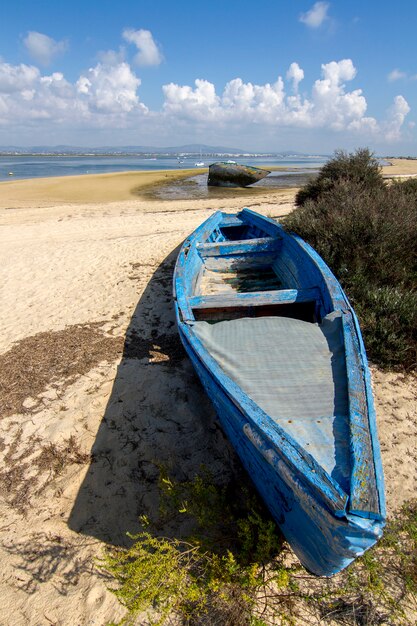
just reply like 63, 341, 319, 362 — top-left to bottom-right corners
0, 166, 415, 625
382, 157, 417, 177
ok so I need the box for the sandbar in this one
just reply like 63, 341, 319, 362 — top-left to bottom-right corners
0, 168, 201, 208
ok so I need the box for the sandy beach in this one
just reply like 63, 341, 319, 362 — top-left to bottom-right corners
382, 157, 417, 177
0, 162, 416, 625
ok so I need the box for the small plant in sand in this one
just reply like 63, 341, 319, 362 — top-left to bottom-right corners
99, 466, 417, 625
35, 435, 90, 477
313, 500, 417, 625
98, 468, 288, 625
98, 530, 204, 626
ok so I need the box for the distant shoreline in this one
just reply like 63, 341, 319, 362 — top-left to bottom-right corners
0, 151, 328, 157
0, 154, 326, 184
1, 158, 416, 209
0, 167, 303, 208
1, 151, 415, 159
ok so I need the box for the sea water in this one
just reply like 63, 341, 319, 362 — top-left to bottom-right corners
0, 154, 327, 182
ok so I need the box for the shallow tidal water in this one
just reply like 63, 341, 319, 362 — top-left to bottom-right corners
142, 171, 317, 201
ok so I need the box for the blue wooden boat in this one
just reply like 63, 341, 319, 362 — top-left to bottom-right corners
173, 208, 385, 576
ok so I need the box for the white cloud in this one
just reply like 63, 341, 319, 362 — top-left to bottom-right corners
388, 69, 407, 82
0, 62, 39, 93
286, 62, 304, 92
0, 57, 147, 129
321, 59, 356, 83
76, 62, 145, 113
163, 60, 363, 128
0, 51, 410, 146
97, 48, 126, 66
23, 31, 67, 66
310, 59, 368, 130
122, 29, 163, 66
299, 2, 330, 28
384, 95, 411, 140
163, 79, 219, 120
222, 77, 286, 117
0, 68, 75, 123
161, 59, 409, 142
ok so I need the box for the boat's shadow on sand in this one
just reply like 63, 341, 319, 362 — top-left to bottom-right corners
68, 247, 239, 546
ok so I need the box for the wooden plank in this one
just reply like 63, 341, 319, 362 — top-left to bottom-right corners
283, 230, 346, 312
173, 211, 223, 320
197, 237, 281, 257
189, 287, 319, 309
204, 253, 279, 272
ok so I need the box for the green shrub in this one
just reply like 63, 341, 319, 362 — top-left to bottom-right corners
295, 148, 384, 207
391, 176, 417, 196
98, 470, 284, 625
99, 496, 417, 625
284, 153, 417, 370
158, 468, 283, 565
98, 533, 204, 626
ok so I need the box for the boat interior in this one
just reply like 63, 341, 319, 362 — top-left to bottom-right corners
190, 212, 326, 324
182, 210, 353, 492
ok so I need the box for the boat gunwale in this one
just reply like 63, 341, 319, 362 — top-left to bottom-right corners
280, 216, 385, 520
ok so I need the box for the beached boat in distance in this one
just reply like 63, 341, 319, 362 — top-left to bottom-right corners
173, 208, 385, 576
208, 162, 271, 187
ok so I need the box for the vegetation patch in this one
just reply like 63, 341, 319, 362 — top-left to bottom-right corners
0, 322, 124, 417
0, 433, 90, 514
283, 148, 417, 370
99, 469, 417, 625
98, 469, 286, 625
34, 435, 90, 477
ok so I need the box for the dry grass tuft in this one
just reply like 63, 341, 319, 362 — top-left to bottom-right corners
0, 323, 124, 418
34, 435, 91, 476
0, 434, 91, 514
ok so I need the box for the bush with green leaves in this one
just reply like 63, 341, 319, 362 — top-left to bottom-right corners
98, 469, 286, 625
295, 148, 384, 207
284, 151, 417, 370
98, 467, 417, 625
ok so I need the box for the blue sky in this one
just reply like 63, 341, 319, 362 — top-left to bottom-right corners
0, 0, 416, 153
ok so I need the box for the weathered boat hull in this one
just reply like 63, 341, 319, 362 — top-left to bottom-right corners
173, 209, 385, 576
208, 162, 271, 187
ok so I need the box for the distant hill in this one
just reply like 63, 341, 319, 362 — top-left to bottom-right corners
0, 144, 248, 155
0, 144, 313, 156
